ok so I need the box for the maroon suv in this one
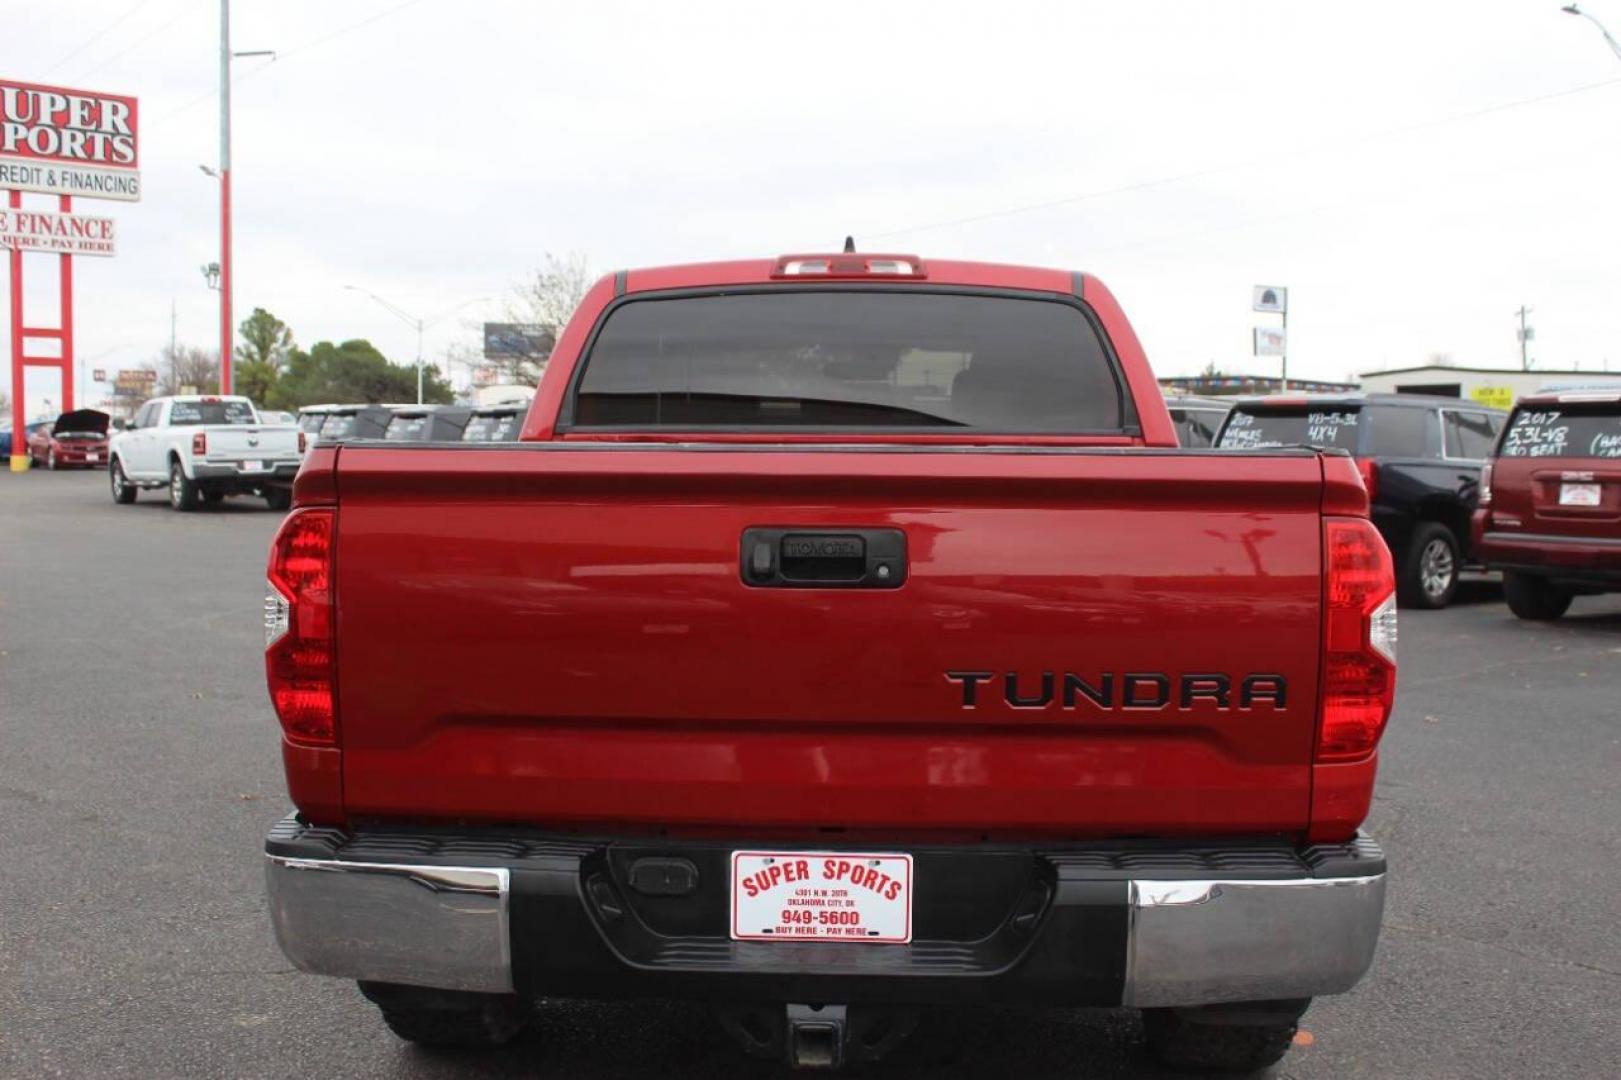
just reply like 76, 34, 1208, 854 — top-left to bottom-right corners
1472, 390, 1621, 619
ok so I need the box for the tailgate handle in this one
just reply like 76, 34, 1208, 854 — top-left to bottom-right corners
741, 528, 906, 588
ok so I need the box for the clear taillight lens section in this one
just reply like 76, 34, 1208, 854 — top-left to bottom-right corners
1320, 518, 1397, 763
1478, 462, 1493, 506
265, 508, 336, 746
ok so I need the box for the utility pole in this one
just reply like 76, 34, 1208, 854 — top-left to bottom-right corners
169, 298, 177, 360
1516, 305, 1534, 371
218, 0, 232, 394
213, 1, 273, 397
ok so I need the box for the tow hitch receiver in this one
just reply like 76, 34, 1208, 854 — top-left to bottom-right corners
786, 1004, 847, 1068
716, 1002, 915, 1068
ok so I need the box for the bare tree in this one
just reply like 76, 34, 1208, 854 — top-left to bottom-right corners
157, 343, 221, 396
494, 252, 592, 386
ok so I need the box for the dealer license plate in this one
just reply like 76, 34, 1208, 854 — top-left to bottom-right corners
1559, 482, 1601, 507
240, 460, 266, 473
730, 851, 913, 943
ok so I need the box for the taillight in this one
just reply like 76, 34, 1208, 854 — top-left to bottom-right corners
265, 508, 336, 746
297, 431, 307, 453
1319, 518, 1397, 763
192, 431, 207, 455
1354, 457, 1378, 503
1478, 462, 1493, 506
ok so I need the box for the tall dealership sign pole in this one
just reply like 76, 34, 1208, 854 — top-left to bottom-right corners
1, 79, 138, 470
213, 1, 273, 396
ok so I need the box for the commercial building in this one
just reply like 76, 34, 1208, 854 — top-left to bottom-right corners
1358, 365, 1621, 410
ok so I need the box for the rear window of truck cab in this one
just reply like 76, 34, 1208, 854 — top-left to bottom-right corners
384, 414, 430, 441
568, 291, 1130, 433
1218, 405, 1362, 451
463, 412, 521, 441
1500, 403, 1621, 459
169, 400, 255, 426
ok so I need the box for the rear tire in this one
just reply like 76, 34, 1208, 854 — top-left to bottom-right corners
109, 459, 137, 504
169, 460, 200, 512
358, 982, 528, 1049
1503, 571, 1573, 621
1142, 1002, 1304, 1074
264, 486, 292, 511
1398, 522, 1459, 609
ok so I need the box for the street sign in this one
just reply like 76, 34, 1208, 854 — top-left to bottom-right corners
0, 205, 115, 256
1253, 327, 1286, 357
0, 80, 140, 201
1252, 285, 1288, 314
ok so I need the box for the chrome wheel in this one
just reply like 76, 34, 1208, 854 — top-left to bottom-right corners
1420, 537, 1455, 599
170, 464, 183, 508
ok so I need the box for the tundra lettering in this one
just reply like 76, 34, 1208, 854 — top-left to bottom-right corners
946, 669, 1290, 710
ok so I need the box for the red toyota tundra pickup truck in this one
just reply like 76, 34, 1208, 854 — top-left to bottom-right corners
262, 253, 1397, 1072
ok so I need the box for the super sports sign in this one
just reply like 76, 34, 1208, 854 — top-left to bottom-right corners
0, 79, 140, 202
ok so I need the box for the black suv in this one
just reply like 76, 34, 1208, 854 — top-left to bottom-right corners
1164, 395, 1232, 448
1216, 394, 1506, 608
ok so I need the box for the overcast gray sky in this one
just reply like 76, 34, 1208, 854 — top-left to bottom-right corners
6, 0, 1621, 414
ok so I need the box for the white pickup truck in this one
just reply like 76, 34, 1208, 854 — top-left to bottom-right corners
108, 395, 302, 511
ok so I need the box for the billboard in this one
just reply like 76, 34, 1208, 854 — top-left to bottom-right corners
1252, 285, 1287, 314
1253, 326, 1287, 357
0, 79, 140, 201
483, 322, 555, 359
0, 205, 115, 256
113, 368, 158, 395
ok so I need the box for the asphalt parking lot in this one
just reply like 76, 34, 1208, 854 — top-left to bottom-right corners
2, 469, 1617, 1079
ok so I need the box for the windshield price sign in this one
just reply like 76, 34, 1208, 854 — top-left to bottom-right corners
0, 79, 140, 202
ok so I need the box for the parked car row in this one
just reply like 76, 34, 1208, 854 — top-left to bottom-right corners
296, 401, 526, 446
89, 398, 530, 512
1205, 389, 1619, 619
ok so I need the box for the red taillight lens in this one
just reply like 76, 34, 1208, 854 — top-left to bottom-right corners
1354, 457, 1378, 502
297, 431, 307, 453
1319, 518, 1397, 763
192, 431, 207, 455
265, 508, 336, 746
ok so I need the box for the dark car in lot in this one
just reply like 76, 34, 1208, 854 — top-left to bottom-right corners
382, 405, 474, 442
27, 409, 111, 469
1472, 390, 1621, 619
315, 405, 395, 445
1163, 395, 1231, 448
1218, 393, 1505, 608
461, 404, 526, 442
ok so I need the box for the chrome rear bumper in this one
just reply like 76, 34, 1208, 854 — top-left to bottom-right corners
265, 820, 1385, 1007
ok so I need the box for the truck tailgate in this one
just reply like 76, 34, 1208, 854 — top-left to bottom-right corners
331, 445, 1326, 836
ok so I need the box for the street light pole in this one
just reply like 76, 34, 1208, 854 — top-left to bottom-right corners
343, 287, 491, 403
1563, 4, 1621, 60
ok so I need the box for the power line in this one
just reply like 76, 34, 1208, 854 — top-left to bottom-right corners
149, 0, 427, 126
45, 0, 160, 77
870, 74, 1621, 240
69, 1, 193, 85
